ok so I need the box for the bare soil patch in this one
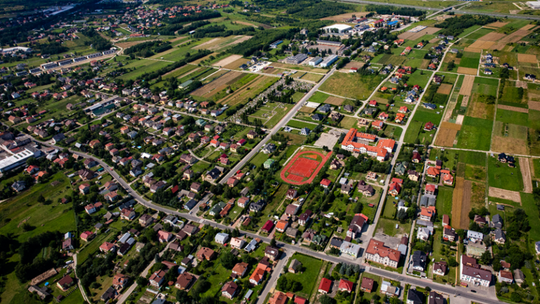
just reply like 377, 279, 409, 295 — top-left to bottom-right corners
521, 157, 533, 193
189, 52, 216, 64
456, 114, 465, 125
435, 122, 461, 147
529, 100, 540, 110
457, 67, 478, 75
479, 32, 507, 42
497, 104, 529, 113
321, 12, 370, 22
518, 53, 538, 63
299, 106, 316, 113
459, 76, 475, 96
488, 186, 522, 203
452, 177, 468, 230
485, 21, 509, 28
341, 61, 365, 70
437, 84, 453, 95
214, 54, 243, 67
429, 38, 440, 44
467, 96, 491, 119
398, 27, 440, 40
464, 47, 484, 53
325, 96, 346, 106
116, 40, 159, 50
219, 35, 252, 50
516, 81, 528, 89
193, 37, 224, 50
468, 41, 496, 51
491, 136, 528, 154
170, 36, 187, 42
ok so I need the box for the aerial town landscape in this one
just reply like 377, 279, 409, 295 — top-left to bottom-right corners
4, 0, 540, 303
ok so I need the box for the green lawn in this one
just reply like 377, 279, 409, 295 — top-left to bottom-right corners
280, 253, 323, 299
407, 70, 433, 88
456, 116, 493, 151
309, 91, 330, 103
319, 72, 385, 100
0, 172, 75, 242
435, 186, 454, 222
286, 120, 318, 129
487, 157, 524, 192
459, 52, 480, 69
522, 193, 540, 241
496, 109, 529, 127
458, 151, 487, 166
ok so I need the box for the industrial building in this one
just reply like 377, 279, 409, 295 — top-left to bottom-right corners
0, 148, 41, 173
284, 53, 308, 65
322, 24, 352, 34
319, 55, 339, 68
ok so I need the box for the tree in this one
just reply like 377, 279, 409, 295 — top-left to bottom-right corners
479, 251, 492, 265
319, 294, 336, 304
270, 238, 276, 247
220, 251, 238, 269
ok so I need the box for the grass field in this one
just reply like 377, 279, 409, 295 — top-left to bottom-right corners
456, 116, 493, 151
496, 109, 528, 126
407, 70, 433, 88
310, 91, 330, 103
487, 157, 524, 191
459, 52, 481, 69
436, 186, 454, 221
404, 108, 444, 144
0, 172, 75, 242
118, 59, 171, 80
319, 72, 385, 100
281, 253, 323, 299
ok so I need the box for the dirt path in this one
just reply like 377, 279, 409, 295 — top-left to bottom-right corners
521, 157, 533, 193
497, 104, 529, 113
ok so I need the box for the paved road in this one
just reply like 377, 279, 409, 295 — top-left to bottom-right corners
337, 0, 540, 20
218, 67, 338, 184
36, 137, 502, 304
257, 249, 293, 303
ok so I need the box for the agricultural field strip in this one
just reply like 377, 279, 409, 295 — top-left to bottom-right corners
489, 79, 501, 152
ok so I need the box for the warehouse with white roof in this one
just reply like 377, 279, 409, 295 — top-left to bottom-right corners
322, 24, 352, 34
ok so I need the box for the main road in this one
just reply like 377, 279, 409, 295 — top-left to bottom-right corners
335, 0, 540, 20
218, 67, 338, 184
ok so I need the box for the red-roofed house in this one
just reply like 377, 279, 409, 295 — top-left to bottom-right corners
338, 279, 354, 293
318, 278, 332, 294
420, 206, 436, 222
81, 231, 95, 242
320, 178, 331, 188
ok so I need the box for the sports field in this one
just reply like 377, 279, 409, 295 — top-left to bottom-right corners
280, 150, 332, 185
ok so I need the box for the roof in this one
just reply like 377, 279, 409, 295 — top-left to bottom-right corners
338, 278, 354, 292
366, 239, 400, 262
361, 277, 374, 291
319, 277, 332, 292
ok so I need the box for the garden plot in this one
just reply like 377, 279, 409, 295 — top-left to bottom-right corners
485, 21, 509, 29
213, 54, 243, 67
488, 187, 521, 204
518, 53, 538, 64
324, 96, 346, 106
521, 157, 533, 193
437, 84, 453, 95
398, 27, 440, 40
459, 76, 475, 95
497, 104, 528, 113
457, 67, 477, 75
191, 71, 244, 98
435, 122, 461, 147
491, 121, 528, 154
